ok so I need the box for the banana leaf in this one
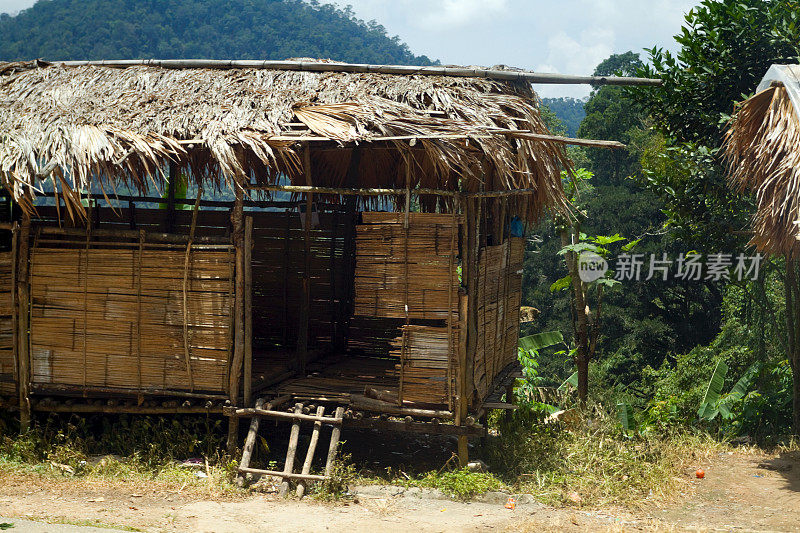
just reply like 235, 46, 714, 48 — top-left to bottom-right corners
698, 360, 728, 420
518, 331, 564, 352
616, 401, 635, 432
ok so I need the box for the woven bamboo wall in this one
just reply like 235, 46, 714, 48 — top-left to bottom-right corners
474, 237, 524, 401
250, 210, 350, 349
0, 252, 14, 396
354, 212, 461, 320
355, 213, 461, 406
29, 242, 234, 393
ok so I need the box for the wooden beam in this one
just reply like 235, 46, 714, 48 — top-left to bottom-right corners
349, 394, 453, 419
279, 403, 304, 496
56, 59, 663, 86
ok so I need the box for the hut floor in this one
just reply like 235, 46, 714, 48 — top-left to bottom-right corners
266, 355, 399, 403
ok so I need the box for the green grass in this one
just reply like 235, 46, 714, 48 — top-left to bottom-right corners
405, 469, 506, 501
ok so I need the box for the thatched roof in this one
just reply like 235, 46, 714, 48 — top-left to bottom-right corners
0, 59, 572, 220
726, 68, 800, 256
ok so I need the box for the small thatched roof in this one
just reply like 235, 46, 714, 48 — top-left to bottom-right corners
726, 65, 800, 256
0, 59, 571, 220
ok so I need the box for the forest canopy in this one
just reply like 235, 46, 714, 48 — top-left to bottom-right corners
0, 0, 436, 65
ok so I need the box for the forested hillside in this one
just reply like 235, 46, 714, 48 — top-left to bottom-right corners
541, 97, 585, 137
0, 0, 435, 64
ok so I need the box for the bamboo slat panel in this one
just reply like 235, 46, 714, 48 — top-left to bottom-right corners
391, 325, 458, 405
354, 213, 460, 320
29, 242, 234, 393
473, 237, 524, 401
0, 252, 14, 395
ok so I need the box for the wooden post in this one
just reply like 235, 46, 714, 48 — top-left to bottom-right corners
236, 397, 265, 487
280, 403, 304, 497
296, 405, 326, 497
16, 215, 30, 432
325, 406, 345, 477
459, 196, 481, 467
243, 216, 253, 407
227, 186, 245, 454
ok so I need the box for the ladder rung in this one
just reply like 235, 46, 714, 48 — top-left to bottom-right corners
239, 467, 327, 482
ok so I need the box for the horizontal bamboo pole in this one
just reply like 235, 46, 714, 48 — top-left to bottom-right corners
54, 59, 662, 86
100, 195, 303, 209
226, 407, 343, 424
175, 130, 626, 149
32, 404, 223, 415
245, 184, 545, 198
238, 467, 326, 482
349, 394, 453, 419
246, 184, 457, 197
32, 383, 228, 400
36, 226, 231, 245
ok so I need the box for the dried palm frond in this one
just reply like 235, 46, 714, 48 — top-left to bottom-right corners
0, 62, 571, 221
726, 86, 800, 256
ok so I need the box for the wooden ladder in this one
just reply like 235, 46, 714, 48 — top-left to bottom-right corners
235, 398, 345, 497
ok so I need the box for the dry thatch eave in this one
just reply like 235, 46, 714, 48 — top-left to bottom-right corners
726, 85, 800, 256
0, 60, 571, 221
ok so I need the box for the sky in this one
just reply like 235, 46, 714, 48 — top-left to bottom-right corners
0, 0, 698, 98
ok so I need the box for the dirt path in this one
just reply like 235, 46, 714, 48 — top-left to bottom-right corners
0, 449, 798, 532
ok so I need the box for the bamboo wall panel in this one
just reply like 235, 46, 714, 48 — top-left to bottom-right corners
473, 237, 524, 401
249, 210, 350, 350
355, 213, 461, 407
0, 252, 14, 395
354, 212, 461, 320
391, 325, 458, 405
29, 243, 234, 393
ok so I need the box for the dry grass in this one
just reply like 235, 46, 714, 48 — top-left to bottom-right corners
0, 60, 571, 221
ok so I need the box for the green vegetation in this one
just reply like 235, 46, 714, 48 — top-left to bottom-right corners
541, 97, 586, 137
0, 0, 435, 65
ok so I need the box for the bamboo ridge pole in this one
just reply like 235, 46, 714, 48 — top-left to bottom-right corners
55, 59, 663, 86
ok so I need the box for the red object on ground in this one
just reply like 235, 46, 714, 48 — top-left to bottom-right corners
696, 469, 705, 479
505, 496, 516, 510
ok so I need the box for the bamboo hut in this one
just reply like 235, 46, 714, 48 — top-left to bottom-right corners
0, 58, 635, 459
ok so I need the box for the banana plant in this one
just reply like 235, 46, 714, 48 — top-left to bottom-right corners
698, 361, 761, 421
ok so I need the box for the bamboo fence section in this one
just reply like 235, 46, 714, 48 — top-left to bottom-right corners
28, 240, 235, 393
0, 251, 14, 395
473, 238, 525, 400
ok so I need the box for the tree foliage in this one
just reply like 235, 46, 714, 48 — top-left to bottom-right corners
0, 0, 435, 65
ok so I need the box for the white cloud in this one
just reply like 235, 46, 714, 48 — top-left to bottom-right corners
416, 0, 509, 30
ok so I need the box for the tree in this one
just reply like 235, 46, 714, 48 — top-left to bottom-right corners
634, 0, 800, 433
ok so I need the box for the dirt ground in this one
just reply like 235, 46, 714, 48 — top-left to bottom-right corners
0, 449, 798, 532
